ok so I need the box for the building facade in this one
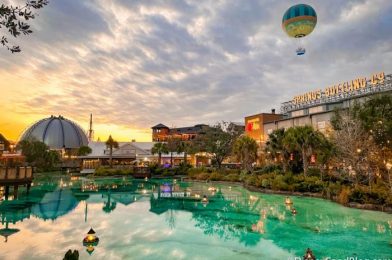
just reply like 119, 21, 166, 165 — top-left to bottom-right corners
245, 110, 282, 145
246, 71, 392, 144
151, 123, 209, 142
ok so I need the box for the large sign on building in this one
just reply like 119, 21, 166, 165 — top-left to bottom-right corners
281, 72, 392, 113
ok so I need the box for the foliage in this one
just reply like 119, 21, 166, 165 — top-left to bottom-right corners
0, 0, 48, 53
265, 128, 290, 172
94, 166, 133, 176
77, 146, 92, 156
354, 94, 392, 149
63, 249, 79, 260
176, 140, 193, 165
194, 122, 242, 168
166, 136, 181, 166
0, 133, 10, 151
151, 142, 168, 166
283, 125, 327, 176
105, 135, 119, 168
232, 135, 258, 172
17, 138, 60, 171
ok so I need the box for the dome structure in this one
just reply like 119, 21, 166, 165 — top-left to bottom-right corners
20, 115, 88, 150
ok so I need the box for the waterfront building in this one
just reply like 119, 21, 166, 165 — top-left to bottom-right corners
79, 141, 190, 173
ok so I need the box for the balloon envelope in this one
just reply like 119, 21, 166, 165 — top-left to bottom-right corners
282, 4, 317, 38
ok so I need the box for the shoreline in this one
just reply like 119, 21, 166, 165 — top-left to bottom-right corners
182, 178, 392, 214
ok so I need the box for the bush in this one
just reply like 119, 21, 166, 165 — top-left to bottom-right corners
254, 164, 282, 175
94, 167, 133, 176
209, 172, 224, 181
271, 175, 290, 191
349, 185, 389, 205
338, 187, 351, 205
224, 174, 240, 182
162, 168, 175, 177
307, 168, 321, 177
242, 175, 256, 186
195, 172, 209, 180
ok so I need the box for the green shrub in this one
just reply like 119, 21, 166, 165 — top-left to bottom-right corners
196, 172, 209, 180
349, 185, 389, 205
307, 168, 321, 177
254, 164, 282, 175
260, 179, 270, 189
162, 168, 175, 177
94, 167, 133, 176
244, 175, 257, 186
271, 175, 290, 191
224, 174, 240, 182
209, 172, 224, 181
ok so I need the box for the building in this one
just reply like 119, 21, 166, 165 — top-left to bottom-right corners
79, 141, 190, 173
19, 115, 88, 150
246, 72, 391, 145
151, 123, 209, 142
245, 110, 282, 145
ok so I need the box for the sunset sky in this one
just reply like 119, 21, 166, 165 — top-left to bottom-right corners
1, 0, 391, 142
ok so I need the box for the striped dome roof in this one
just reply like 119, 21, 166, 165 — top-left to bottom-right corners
20, 115, 88, 149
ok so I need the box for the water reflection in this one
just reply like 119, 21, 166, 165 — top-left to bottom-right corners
0, 176, 391, 259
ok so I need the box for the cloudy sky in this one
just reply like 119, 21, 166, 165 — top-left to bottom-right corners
1, 0, 391, 141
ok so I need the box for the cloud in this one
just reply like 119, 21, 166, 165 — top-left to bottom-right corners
0, 0, 392, 140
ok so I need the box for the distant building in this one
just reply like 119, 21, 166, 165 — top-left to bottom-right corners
244, 110, 282, 144
19, 115, 88, 150
79, 141, 190, 173
151, 123, 209, 142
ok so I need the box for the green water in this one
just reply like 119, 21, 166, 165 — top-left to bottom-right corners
0, 176, 391, 259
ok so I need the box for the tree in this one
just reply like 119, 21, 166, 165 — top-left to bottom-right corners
0, 133, 10, 152
331, 95, 392, 188
102, 191, 116, 213
195, 122, 242, 169
233, 135, 258, 172
77, 146, 92, 156
316, 137, 336, 181
151, 142, 168, 166
166, 136, 180, 167
105, 135, 118, 168
17, 138, 60, 171
0, 0, 48, 53
176, 140, 192, 165
355, 94, 392, 150
265, 128, 290, 172
283, 126, 325, 177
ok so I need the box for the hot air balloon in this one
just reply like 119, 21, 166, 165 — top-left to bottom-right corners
282, 4, 317, 55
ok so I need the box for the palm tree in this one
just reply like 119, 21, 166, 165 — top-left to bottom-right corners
105, 135, 119, 168
167, 137, 180, 167
265, 128, 290, 172
176, 141, 192, 165
102, 191, 116, 213
283, 126, 323, 176
151, 142, 168, 166
233, 135, 258, 172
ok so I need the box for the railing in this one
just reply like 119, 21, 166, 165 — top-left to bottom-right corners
0, 166, 33, 182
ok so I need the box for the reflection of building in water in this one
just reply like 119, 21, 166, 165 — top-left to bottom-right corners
31, 189, 79, 221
